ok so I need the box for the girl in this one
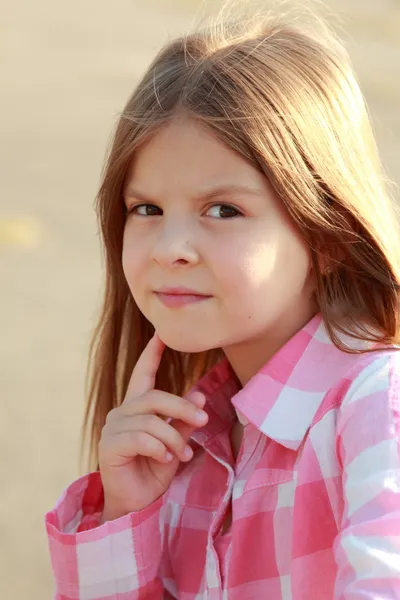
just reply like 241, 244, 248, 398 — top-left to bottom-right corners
46, 3, 400, 599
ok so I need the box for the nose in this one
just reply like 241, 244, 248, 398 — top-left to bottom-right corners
151, 219, 200, 268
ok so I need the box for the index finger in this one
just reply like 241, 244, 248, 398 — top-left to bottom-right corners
124, 332, 165, 400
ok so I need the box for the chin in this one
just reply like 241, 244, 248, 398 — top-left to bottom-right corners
156, 329, 218, 354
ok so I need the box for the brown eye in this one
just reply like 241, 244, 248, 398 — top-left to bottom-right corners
129, 204, 163, 216
206, 204, 241, 219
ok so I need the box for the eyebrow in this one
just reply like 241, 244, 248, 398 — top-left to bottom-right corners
123, 184, 264, 203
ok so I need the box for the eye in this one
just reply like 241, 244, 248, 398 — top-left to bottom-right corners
127, 203, 163, 217
205, 204, 242, 219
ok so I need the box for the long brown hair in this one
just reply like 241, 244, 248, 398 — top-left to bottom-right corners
81, 3, 400, 471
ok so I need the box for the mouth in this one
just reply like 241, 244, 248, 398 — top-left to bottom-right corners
154, 287, 212, 308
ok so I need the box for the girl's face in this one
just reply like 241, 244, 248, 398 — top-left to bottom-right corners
123, 118, 316, 374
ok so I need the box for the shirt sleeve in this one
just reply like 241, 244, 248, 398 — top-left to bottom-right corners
45, 471, 165, 599
334, 351, 400, 599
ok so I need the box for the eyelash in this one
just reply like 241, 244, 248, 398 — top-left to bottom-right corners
125, 203, 243, 219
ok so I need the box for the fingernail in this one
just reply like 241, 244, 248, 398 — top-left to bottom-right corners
165, 452, 173, 462
196, 410, 208, 423
184, 445, 193, 458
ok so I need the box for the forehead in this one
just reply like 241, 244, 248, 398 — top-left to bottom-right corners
124, 118, 270, 198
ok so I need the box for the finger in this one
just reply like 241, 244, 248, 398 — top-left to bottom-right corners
124, 333, 165, 400
159, 389, 205, 423
122, 389, 208, 427
109, 414, 193, 462
185, 390, 206, 409
103, 430, 173, 466
167, 390, 208, 447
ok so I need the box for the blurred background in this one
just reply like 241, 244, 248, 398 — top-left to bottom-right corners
1, 0, 399, 597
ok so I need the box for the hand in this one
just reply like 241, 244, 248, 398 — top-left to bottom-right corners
98, 333, 208, 522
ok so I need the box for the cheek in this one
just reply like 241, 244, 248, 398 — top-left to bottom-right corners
122, 234, 144, 291
121, 241, 132, 284
220, 230, 311, 302
218, 236, 276, 287
241, 242, 277, 286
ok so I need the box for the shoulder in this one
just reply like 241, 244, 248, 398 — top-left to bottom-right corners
312, 346, 400, 424
335, 348, 400, 448
341, 347, 400, 407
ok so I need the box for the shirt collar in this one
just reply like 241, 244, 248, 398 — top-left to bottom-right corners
191, 313, 372, 451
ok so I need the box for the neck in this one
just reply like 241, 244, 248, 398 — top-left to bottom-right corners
223, 308, 318, 386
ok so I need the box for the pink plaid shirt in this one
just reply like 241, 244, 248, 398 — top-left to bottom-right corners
46, 314, 400, 599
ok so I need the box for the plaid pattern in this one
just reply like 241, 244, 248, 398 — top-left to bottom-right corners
46, 314, 400, 599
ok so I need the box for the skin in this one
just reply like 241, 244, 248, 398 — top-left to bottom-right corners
100, 117, 319, 526
99, 333, 210, 522
122, 117, 317, 390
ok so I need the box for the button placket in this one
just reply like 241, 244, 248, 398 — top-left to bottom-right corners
203, 449, 234, 591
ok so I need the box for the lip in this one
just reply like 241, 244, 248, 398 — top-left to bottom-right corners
154, 287, 212, 308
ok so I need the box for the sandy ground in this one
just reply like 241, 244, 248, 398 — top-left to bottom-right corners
0, 1, 399, 598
